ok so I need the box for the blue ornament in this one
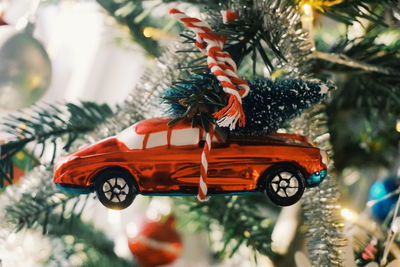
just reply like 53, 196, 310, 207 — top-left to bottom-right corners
368, 175, 399, 222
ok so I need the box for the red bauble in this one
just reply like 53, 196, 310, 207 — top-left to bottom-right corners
0, 11, 6, 26
128, 216, 182, 267
0, 140, 25, 186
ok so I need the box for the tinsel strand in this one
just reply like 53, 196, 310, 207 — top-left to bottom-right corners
221, 0, 314, 77
292, 104, 346, 267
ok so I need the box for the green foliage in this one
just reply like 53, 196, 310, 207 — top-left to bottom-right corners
96, 0, 159, 57
311, 27, 400, 169
328, 110, 400, 170
0, 101, 113, 187
209, 5, 285, 73
4, 167, 90, 233
167, 0, 311, 130
290, 0, 394, 25
3, 166, 135, 266
96, 0, 182, 57
232, 78, 331, 136
174, 196, 277, 259
176, 1, 287, 75
163, 74, 225, 131
46, 214, 136, 267
318, 32, 400, 114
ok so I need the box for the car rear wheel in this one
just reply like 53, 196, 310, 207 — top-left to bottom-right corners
263, 164, 305, 206
94, 169, 137, 210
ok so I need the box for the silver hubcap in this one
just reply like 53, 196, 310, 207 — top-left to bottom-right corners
271, 171, 299, 198
103, 177, 129, 203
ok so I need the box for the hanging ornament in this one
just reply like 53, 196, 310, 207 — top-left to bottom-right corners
54, 116, 329, 209
0, 0, 51, 110
367, 174, 399, 223
128, 216, 182, 267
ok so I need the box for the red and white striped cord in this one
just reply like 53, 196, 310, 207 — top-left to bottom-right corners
170, 8, 248, 200
197, 127, 214, 201
170, 8, 250, 131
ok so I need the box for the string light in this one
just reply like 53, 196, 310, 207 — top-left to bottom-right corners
341, 208, 358, 223
396, 120, 400, 133
142, 27, 172, 41
301, 3, 313, 17
299, 3, 315, 48
296, 0, 345, 12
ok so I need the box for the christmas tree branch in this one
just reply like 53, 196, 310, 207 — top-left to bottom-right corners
293, 0, 394, 25
46, 214, 137, 266
314, 51, 394, 75
95, 0, 181, 57
3, 166, 89, 233
175, 0, 312, 77
312, 32, 400, 115
174, 196, 277, 259
0, 102, 113, 187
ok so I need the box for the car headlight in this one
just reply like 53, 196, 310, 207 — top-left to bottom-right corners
307, 169, 328, 187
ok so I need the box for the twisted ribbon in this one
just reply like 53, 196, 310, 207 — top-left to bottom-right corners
170, 8, 248, 200
197, 126, 214, 201
170, 8, 249, 130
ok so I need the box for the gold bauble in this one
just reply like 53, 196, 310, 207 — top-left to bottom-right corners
0, 25, 51, 110
296, 0, 345, 12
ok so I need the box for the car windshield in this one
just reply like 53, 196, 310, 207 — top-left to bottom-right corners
116, 125, 145, 150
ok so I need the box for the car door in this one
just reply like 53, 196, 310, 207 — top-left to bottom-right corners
167, 127, 203, 190
117, 123, 204, 192
207, 141, 260, 192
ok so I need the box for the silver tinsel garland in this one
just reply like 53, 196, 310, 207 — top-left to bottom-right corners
213, 0, 313, 77
291, 104, 346, 267
257, 0, 314, 76
1, 165, 86, 231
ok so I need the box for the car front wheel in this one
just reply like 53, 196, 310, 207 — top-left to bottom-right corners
94, 169, 137, 210
263, 164, 305, 206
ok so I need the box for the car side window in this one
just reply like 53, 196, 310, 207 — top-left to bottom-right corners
146, 131, 168, 149
170, 128, 200, 146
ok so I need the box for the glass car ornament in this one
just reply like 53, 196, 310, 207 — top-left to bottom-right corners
54, 117, 328, 210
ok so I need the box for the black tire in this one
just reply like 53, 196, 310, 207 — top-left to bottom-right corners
94, 168, 137, 210
262, 164, 305, 206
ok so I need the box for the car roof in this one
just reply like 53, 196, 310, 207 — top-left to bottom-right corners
132, 117, 310, 147
134, 117, 194, 134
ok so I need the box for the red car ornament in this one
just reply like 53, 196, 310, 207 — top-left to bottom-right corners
54, 117, 328, 209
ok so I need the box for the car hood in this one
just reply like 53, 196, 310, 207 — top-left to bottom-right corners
72, 137, 122, 158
